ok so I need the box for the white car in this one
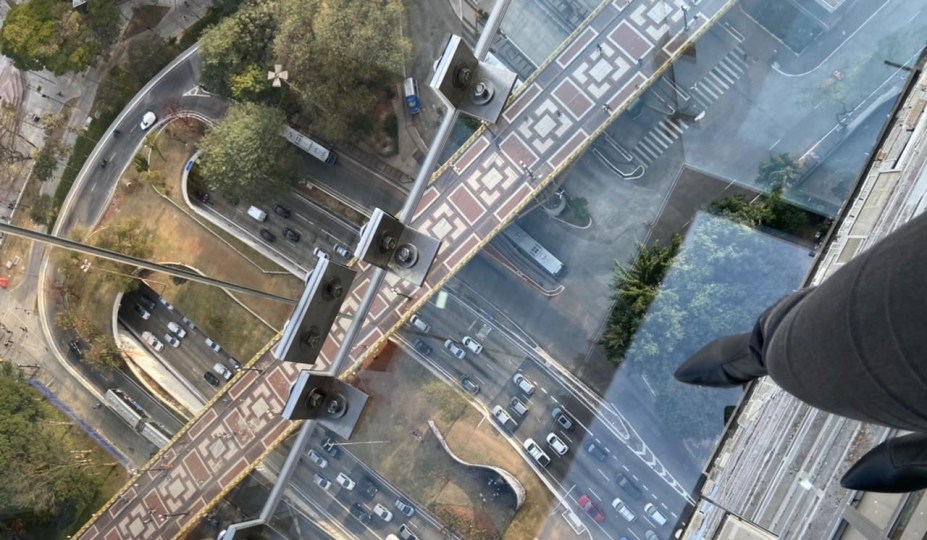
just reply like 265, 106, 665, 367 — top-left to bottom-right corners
141, 331, 163, 352
140, 111, 157, 130
443, 339, 466, 360
513, 373, 536, 395
336, 472, 355, 490
163, 334, 180, 348
462, 336, 483, 354
313, 473, 331, 490
307, 449, 328, 468
546, 433, 568, 456
213, 363, 232, 380
395, 499, 415, 517
159, 297, 175, 311
205, 338, 222, 353
612, 496, 636, 522
409, 314, 431, 333
523, 438, 551, 467
372, 503, 393, 522
166, 321, 187, 338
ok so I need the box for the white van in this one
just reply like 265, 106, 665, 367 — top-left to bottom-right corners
644, 503, 667, 526
247, 206, 267, 222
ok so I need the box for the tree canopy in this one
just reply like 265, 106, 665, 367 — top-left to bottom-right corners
757, 153, 801, 190
199, 0, 278, 100
198, 102, 289, 201
0, 0, 121, 74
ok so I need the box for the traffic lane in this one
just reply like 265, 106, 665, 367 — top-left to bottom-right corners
290, 464, 382, 540
300, 148, 406, 216
285, 191, 360, 244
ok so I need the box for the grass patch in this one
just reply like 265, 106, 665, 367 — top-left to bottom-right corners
123, 5, 170, 39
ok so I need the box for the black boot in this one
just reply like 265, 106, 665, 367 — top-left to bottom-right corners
841, 433, 927, 493
673, 332, 766, 388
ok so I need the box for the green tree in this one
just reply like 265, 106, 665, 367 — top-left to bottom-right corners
126, 34, 174, 83
90, 218, 154, 292
756, 153, 800, 190
198, 102, 289, 201
29, 194, 53, 225
274, 0, 411, 141
32, 141, 58, 182
710, 187, 808, 235
199, 0, 278, 97
86, 335, 123, 369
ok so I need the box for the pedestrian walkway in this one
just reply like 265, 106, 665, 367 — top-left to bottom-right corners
632, 45, 749, 165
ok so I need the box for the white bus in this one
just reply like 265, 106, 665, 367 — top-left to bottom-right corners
501, 224, 565, 278
281, 126, 337, 165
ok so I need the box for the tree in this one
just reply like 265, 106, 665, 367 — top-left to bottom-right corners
275, 0, 411, 141
31, 141, 58, 182
90, 218, 154, 292
29, 194, 53, 225
710, 187, 808, 235
198, 102, 289, 201
86, 335, 123, 369
0, 0, 116, 74
126, 34, 174, 83
756, 153, 800, 190
199, 0, 278, 98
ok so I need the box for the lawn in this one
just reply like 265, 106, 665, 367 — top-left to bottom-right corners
349, 345, 555, 539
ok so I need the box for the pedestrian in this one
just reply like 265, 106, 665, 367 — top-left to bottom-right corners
555, 110, 562, 118
602, 103, 612, 113
596, 43, 603, 55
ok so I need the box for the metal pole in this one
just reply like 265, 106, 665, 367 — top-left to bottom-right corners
0, 222, 296, 305
259, 419, 315, 522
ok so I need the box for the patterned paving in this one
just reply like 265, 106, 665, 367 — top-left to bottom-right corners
76, 1, 740, 538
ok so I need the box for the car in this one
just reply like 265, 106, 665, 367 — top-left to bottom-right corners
163, 334, 180, 348
182, 316, 196, 330
313, 473, 331, 490
158, 297, 175, 311
397, 524, 418, 540
336, 472, 355, 490
546, 433, 568, 456
259, 228, 276, 242
213, 363, 232, 380
205, 338, 222, 353
512, 373, 536, 395
510, 397, 529, 416
462, 336, 483, 354
394, 499, 415, 518
350, 504, 372, 524
322, 437, 341, 458
644, 531, 659, 540
227, 357, 241, 372
141, 331, 163, 352
409, 314, 430, 333
140, 111, 157, 130
193, 189, 210, 203
68, 340, 83, 358
644, 503, 667, 526
373, 503, 393, 522
584, 439, 609, 462
283, 227, 301, 242
611, 496, 636, 522
166, 321, 187, 339
460, 376, 480, 395
578, 494, 605, 522
334, 244, 351, 258
134, 304, 151, 320
491, 405, 518, 431
139, 294, 158, 311
306, 449, 328, 468
273, 204, 291, 218
203, 371, 220, 387
443, 339, 466, 359
412, 338, 432, 356
523, 438, 551, 467
360, 477, 379, 500
552, 406, 574, 430
616, 473, 643, 499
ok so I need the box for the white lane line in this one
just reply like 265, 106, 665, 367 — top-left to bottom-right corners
597, 468, 609, 482
769, 138, 781, 150
622, 464, 629, 471
588, 487, 602, 501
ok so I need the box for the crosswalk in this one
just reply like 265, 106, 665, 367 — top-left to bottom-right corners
631, 46, 750, 166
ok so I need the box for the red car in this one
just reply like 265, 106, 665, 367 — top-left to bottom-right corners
578, 494, 605, 522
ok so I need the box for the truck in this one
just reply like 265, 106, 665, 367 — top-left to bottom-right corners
247, 206, 267, 222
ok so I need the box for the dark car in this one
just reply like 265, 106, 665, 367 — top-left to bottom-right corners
193, 189, 210, 203
584, 440, 609, 462
228, 357, 242, 371
259, 229, 276, 242
460, 376, 480, 395
283, 227, 301, 242
412, 338, 432, 356
552, 406, 574, 430
133, 304, 151, 320
139, 294, 157, 311
360, 477, 379, 500
203, 372, 220, 387
68, 340, 83, 358
616, 472, 643, 499
322, 437, 341, 458
273, 204, 291, 218
397, 524, 418, 540
350, 504, 371, 524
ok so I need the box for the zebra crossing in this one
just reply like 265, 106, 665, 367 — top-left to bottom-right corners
631, 46, 750, 165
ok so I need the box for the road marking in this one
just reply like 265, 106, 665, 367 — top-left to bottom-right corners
909, 9, 921, 22
621, 464, 629, 471
588, 487, 602, 501
90, 183, 97, 193
540, 386, 548, 394
560, 432, 574, 443
632, 474, 639, 481
643, 484, 650, 491
597, 468, 609, 481
769, 138, 781, 150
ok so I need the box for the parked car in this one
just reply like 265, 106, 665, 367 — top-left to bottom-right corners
181, 316, 196, 330
578, 494, 605, 522
512, 373, 536, 395
213, 363, 232, 380
409, 314, 431, 333
205, 338, 222, 353
141, 331, 163, 352
134, 304, 151, 320
139, 294, 157, 311
203, 372, 220, 387
166, 321, 187, 339
546, 433, 568, 456
584, 439, 609, 462
644, 503, 667, 526
283, 227, 301, 242
159, 297, 175, 311
397, 524, 418, 540
350, 504, 371, 524
360, 477, 379, 500
273, 204, 291, 218
228, 357, 242, 371
163, 334, 180, 348
412, 338, 432, 356
306, 449, 328, 468
322, 437, 341, 458
259, 228, 276, 242
462, 336, 483, 354
373, 503, 393, 522
443, 339, 466, 359
616, 473, 643, 499
552, 406, 574, 430
611, 496, 636, 522
394, 499, 415, 518
334, 244, 351, 258
510, 397, 529, 417
460, 376, 480, 395
491, 405, 518, 431
523, 438, 551, 467
336, 472, 355, 490
313, 473, 331, 490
